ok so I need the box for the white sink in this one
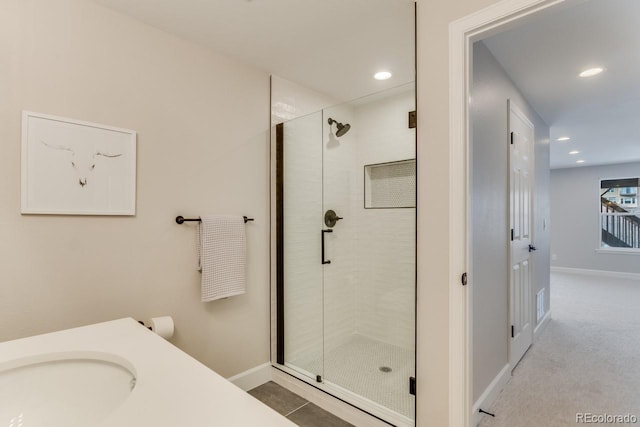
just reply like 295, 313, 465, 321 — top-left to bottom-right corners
0, 353, 135, 427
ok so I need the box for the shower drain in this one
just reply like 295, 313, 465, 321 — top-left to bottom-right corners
379, 366, 392, 373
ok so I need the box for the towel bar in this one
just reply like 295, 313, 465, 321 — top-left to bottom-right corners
175, 216, 254, 224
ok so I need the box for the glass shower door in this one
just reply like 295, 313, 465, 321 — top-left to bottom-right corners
319, 104, 357, 393
280, 111, 324, 382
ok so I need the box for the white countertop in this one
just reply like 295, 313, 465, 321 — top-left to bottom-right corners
0, 318, 296, 426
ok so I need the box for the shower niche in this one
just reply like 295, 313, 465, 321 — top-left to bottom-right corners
270, 83, 416, 426
365, 159, 416, 209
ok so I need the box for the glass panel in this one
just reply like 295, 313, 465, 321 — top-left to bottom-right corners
322, 84, 416, 421
599, 180, 640, 249
282, 111, 324, 381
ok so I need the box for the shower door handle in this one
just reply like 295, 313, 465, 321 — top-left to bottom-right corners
322, 229, 333, 265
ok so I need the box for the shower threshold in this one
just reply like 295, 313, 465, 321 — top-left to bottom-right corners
279, 334, 415, 427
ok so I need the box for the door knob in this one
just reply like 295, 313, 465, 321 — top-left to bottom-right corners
528, 244, 537, 252
324, 210, 343, 228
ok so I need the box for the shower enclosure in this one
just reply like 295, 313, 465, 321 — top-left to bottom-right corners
271, 84, 416, 426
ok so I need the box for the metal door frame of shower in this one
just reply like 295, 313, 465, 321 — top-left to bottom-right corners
275, 122, 285, 366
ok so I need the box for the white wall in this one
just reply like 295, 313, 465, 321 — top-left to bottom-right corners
0, 0, 271, 378
470, 41, 551, 402
551, 162, 640, 274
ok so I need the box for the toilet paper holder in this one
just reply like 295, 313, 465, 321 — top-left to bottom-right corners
137, 316, 175, 339
137, 320, 152, 330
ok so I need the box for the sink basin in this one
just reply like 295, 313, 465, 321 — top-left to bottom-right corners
0, 353, 136, 427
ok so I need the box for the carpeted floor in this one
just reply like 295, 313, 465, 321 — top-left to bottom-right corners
479, 272, 640, 427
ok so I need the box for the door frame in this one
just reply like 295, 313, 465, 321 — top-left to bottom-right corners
448, 0, 570, 426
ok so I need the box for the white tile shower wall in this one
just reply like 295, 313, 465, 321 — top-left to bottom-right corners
271, 76, 339, 126
352, 89, 416, 350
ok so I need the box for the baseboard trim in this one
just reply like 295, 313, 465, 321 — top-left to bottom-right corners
551, 266, 640, 281
227, 362, 272, 391
534, 309, 552, 340
471, 363, 511, 427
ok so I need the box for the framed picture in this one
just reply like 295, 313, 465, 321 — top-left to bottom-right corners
21, 111, 137, 215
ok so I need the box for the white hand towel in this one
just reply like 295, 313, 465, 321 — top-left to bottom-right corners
197, 215, 247, 302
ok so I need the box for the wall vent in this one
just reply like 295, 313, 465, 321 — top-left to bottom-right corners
536, 289, 545, 323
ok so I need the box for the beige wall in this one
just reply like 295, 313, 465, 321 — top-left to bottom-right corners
0, 0, 270, 378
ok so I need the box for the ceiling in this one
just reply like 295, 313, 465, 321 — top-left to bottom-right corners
87, 0, 638, 169
483, 0, 640, 169
89, 0, 415, 103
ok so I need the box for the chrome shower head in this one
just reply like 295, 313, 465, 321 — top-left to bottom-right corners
328, 118, 351, 137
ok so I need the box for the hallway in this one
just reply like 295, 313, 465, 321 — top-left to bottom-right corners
480, 272, 640, 426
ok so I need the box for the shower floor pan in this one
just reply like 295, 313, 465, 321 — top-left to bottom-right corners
288, 334, 415, 422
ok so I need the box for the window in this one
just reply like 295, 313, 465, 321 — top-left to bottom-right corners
599, 178, 640, 251
620, 187, 637, 196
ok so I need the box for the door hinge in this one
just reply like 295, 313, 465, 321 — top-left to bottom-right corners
409, 377, 416, 395
511, 325, 515, 338
511, 229, 514, 241
510, 132, 514, 145
461, 272, 468, 286
408, 110, 417, 129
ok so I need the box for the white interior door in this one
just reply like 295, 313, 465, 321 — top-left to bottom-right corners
508, 101, 534, 369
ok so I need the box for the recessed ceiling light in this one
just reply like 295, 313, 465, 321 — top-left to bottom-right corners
579, 67, 604, 78
576, 159, 585, 163
374, 71, 392, 80
569, 150, 580, 155
556, 137, 571, 141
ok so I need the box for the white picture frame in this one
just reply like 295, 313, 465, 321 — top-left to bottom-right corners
21, 111, 137, 215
